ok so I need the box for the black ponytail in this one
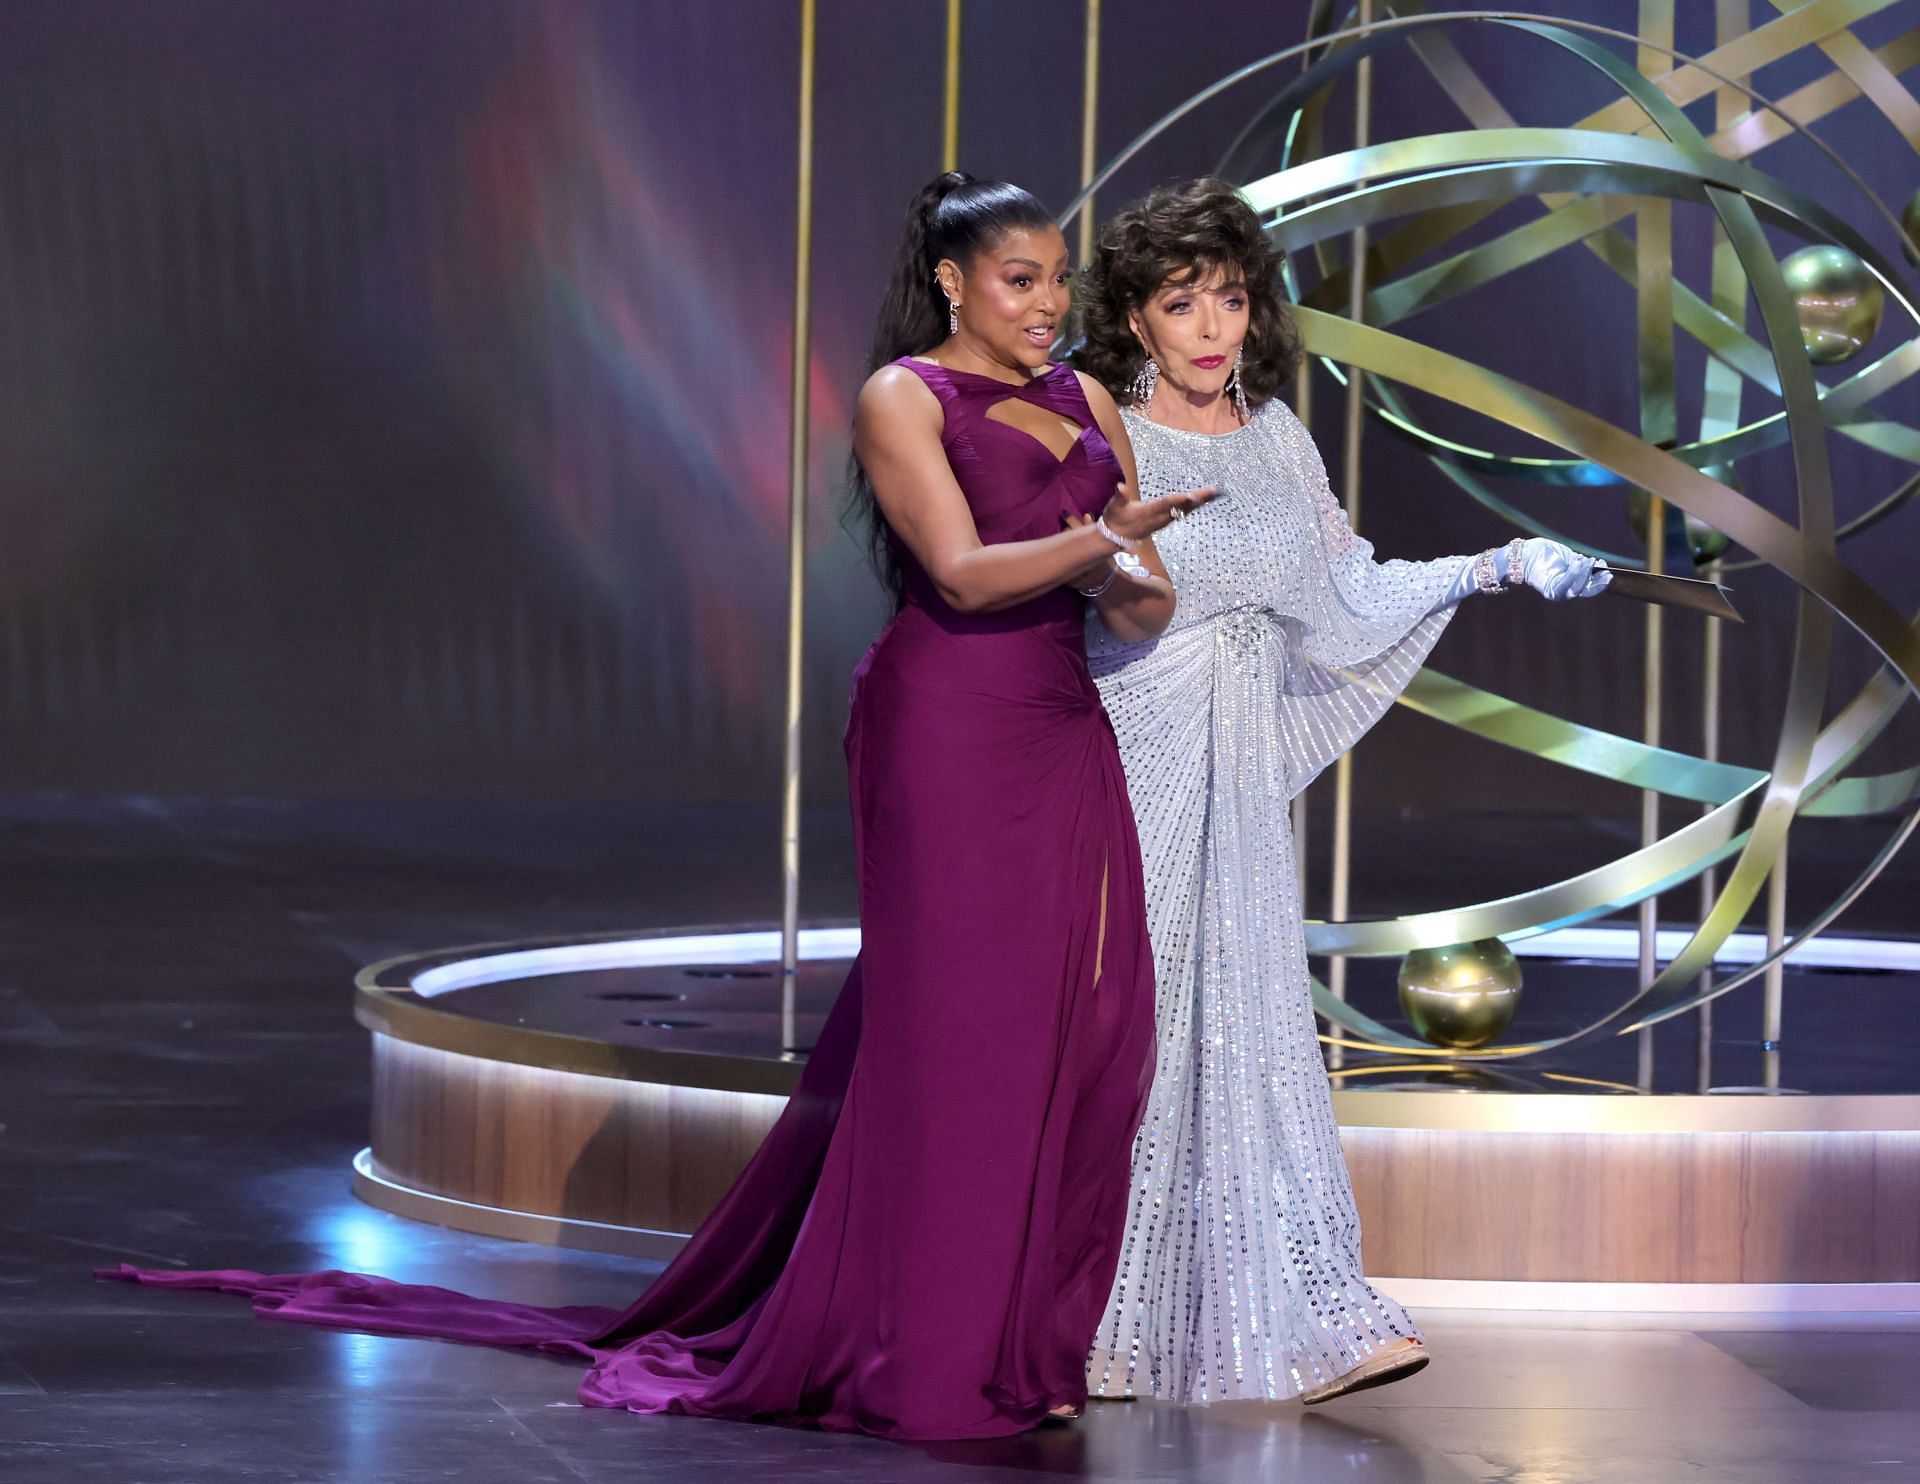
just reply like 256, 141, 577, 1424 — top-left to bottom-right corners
845, 171, 1055, 607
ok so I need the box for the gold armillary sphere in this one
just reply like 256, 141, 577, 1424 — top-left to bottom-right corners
1061, 6, 1920, 1061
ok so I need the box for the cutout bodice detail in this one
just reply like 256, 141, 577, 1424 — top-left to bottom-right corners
891, 358, 1122, 630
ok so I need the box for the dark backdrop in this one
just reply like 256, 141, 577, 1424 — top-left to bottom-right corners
2, 0, 1915, 842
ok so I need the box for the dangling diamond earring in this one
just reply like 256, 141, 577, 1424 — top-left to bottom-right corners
1130, 355, 1159, 410
946, 297, 959, 336
1228, 348, 1250, 421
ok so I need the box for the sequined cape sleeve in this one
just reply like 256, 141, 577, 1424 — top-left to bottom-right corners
1091, 398, 1469, 797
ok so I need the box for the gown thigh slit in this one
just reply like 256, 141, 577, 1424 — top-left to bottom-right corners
1091, 854, 1112, 985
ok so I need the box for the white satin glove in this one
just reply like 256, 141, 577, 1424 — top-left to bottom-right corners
1438, 537, 1611, 609
1518, 537, 1612, 600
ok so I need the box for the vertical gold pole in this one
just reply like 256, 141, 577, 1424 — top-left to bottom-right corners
1763, 852, 1787, 1089
1696, 0, 1747, 1095
1327, 0, 1372, 1069
942, 0, 961, 171
1637, 538, 1665, 1093
1633, 0, 1675, 1091
780, 0, 818, 1053
1697, 585, 1722, 1092
1077, 0, 1102, 267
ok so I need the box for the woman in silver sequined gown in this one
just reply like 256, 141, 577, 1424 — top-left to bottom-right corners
1069, 180, 1610, 1406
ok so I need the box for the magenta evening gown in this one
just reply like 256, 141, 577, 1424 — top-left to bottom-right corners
102, 357, 1157, 1441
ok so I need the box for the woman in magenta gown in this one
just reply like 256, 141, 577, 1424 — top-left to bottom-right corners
102, 172, 1217, 1440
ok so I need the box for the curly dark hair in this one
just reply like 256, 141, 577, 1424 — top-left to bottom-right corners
1072, 177, 1300, 409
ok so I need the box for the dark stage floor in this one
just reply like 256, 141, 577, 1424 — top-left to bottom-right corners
4, 793, 1918, 1483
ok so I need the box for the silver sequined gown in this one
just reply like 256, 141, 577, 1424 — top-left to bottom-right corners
1085, 398, 1470, 1404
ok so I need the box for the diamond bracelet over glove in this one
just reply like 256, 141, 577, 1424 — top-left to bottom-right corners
1474, 537, 1529, 594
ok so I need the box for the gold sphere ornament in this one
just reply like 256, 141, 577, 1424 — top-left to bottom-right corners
1627, 469, 1733, 566
1397, 939, 1524, 1049
1900, 188, 1920, 269
1781, 245, 1884, 364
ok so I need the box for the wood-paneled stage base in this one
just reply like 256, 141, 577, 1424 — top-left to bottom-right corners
353, 927, 1920, 1309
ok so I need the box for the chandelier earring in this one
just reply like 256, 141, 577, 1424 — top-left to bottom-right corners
1130, 354, 1159, 410
1228, 348, 1250, 421
946, 297, 959, 337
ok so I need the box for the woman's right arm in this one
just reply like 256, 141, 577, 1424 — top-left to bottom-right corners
854, 367, 1210, 615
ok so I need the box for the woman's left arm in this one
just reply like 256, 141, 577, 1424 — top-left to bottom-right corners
1072, 372, 1178, 643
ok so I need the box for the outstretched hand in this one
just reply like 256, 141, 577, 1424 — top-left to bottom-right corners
1101, 481, 1221, 545
1518, 537, 1611, 600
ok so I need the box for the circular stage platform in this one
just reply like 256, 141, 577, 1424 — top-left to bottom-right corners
353, 925, 1920, 1312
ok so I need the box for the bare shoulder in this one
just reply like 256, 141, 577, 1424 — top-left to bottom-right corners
1070, 368, 1121, 419
856, 363, 943, 435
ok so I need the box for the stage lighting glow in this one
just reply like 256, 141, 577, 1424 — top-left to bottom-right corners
409, 927, 862, 997
407, 922, 1914, 1001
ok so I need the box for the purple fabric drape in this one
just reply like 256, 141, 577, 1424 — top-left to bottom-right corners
104, 357, 1156, 1440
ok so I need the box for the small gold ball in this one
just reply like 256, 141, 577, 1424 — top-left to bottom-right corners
1781, 245, 1884, 365
1397, 939, 1524, 1049
1900, 189, 1920, 270
1626, 467, 1734, 566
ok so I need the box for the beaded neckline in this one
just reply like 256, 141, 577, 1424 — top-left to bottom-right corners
1122, 404, 1263, 442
